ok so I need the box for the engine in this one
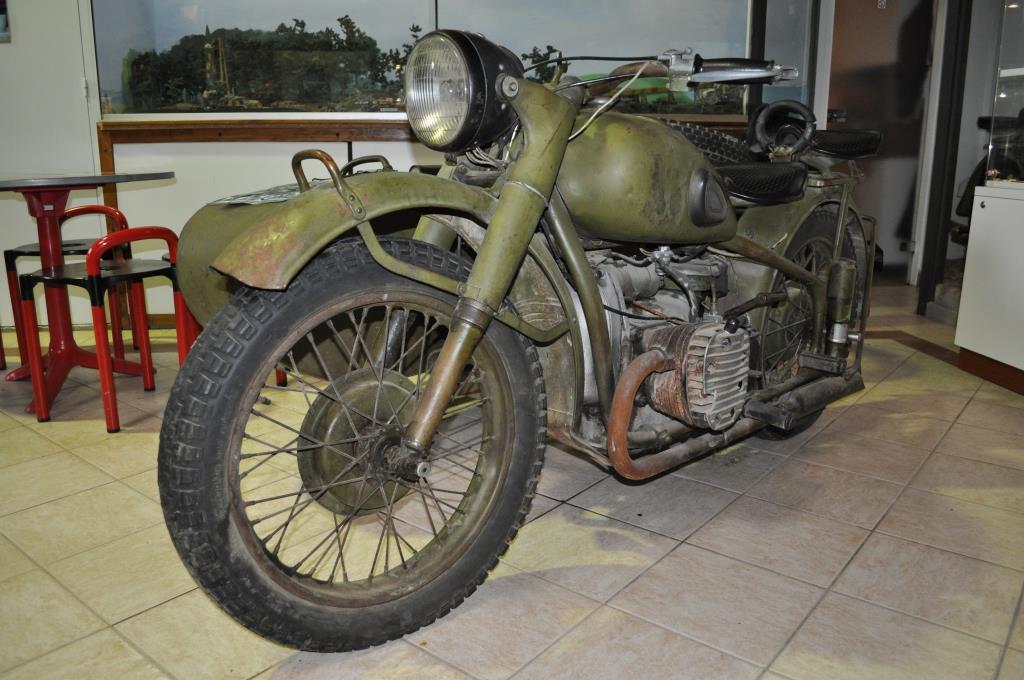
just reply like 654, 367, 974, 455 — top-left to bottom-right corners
578, 246, 752, 433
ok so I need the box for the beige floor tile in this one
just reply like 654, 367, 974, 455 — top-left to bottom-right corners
1000, 649, 1024, 680
611, 544, 822, 666
69, 430, 160, 479
972, 382, 1024, 411
0, 534, 34, 583
0, 452, 112, 517
795, 430, 931, 483
673, 444, 784, 492
0, 570, 105, 672
49, 524, 196, 624
878, 489, 1024, 569
0, 482, 162, 564
525, 494, 559, 523
688, 496, 867, 587
882, 352, 983, 392
408, 564, 598, 680
771, 592, 1000, 680
123, 467, 160, 503
835, 533, 1022, 643
1, 629, 167, 680
28, 402, 155, 450
748, 459, 901, 528
959, 400, 1024, 437
1010, 607, 1024, 651
858, 340, 915, 383
269, 642, 467, 679
937, 423, 1024, 471
502, 504, 677, 602
516, 606, 759, 680
0, 411, 21, 432
535, 445, 607, 501
116, 589, 292, 680
826, 405, 951, 451
0, 426, 64, 469
855, 383, 974, 421
111, 372, 175, 415
572, 474, 737, 540
912, 453, 1024, 514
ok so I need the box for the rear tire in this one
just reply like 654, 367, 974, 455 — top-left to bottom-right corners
754, 208, 860, 440
159, 238, 546, 651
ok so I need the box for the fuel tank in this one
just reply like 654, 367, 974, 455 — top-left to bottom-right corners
555, 113, 737, 244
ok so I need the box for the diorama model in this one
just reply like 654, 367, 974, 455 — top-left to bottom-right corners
159, 30, 882, 651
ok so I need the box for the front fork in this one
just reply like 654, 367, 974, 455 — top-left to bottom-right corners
402, 77, 577, 455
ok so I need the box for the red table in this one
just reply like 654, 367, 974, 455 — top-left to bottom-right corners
0, 171, 174, 412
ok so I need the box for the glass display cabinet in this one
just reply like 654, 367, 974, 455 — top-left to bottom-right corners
985, 2, 1024, 187
954, 2, 1024, 381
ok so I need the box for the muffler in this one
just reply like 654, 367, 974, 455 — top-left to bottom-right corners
744, 371, 864, 430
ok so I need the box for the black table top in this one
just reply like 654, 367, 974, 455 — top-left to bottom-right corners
0, 171, 174, 190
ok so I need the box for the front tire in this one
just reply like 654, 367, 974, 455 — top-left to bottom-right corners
158, 238, 546, 651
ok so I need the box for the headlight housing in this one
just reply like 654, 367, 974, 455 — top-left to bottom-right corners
405, 30, 524, 153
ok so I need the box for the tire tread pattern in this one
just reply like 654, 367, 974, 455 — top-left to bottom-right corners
159, 238, 547, 651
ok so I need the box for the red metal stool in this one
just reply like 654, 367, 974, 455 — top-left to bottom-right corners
19, 226, 199, 432
4, 205, 136, 373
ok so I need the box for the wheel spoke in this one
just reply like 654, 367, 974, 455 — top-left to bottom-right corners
226, 292, 511, 602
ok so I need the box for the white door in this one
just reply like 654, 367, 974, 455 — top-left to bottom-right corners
0, 0, 101, 326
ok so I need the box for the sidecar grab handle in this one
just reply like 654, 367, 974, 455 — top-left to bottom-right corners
291, 149, 366, 218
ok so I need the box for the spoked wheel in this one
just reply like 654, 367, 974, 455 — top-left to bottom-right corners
158, 239, 545, 651
755, 210, 857, 439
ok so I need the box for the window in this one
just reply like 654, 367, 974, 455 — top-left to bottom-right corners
91, 0, 813, 116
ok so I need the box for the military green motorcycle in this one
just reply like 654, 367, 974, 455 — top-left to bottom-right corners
159, 30, 881, 650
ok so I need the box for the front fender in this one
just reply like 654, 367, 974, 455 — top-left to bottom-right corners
178, 172, 497, 323
212, 172, 498, 288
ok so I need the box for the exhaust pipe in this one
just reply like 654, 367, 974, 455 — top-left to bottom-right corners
607, 350, 767, 480
607, 352, 863, 481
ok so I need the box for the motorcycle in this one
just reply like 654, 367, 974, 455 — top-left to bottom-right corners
159, 29, 882, 651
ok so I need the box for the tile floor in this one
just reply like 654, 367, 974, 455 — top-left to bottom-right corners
0, 283, 1022, 679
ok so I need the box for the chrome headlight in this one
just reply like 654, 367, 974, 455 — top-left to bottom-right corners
405, 30, 524, 153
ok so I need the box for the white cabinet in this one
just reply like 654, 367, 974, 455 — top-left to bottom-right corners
954, 185, 1024, 370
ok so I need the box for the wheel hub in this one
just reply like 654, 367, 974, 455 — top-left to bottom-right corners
297, 368, 419, 515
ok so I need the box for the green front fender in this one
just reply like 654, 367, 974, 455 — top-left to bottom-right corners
178, 172, 497, 324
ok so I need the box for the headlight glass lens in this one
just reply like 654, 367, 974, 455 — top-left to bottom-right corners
406, 34, 471, 149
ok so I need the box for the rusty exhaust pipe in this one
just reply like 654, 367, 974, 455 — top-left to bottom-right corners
608, 349, 767, 480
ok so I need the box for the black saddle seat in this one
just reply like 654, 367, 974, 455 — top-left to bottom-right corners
715, 163, 808, 205
810, 129, 882, 159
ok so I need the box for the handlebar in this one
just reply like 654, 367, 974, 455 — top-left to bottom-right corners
690, 57, 792, 84
661, 49, 798, 88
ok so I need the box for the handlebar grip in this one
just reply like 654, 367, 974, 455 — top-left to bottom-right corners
696, 57, 774, 73
688, 55, 793, 85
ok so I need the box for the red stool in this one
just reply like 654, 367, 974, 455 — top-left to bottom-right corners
5, 205, 137, 373
19, 226, 199, 432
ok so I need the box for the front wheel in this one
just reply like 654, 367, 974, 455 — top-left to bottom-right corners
158, 238, 546, 651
